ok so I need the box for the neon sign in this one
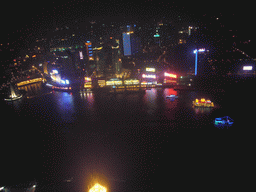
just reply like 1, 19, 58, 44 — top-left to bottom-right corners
79, 51, 84, 60
193, 48, 205, 53
164, 72, 177, 78
142, 74, 156, 79
243, 66, 253, 70
146, 68, 155, 72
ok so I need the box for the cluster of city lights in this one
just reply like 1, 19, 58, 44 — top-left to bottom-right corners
50, 70, 70, 85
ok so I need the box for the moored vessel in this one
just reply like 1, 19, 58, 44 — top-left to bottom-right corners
192, 98, 214, 108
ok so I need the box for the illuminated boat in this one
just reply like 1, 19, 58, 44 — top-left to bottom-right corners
214, 116, 234, 128
192, 98, 214, 108
166, 94, 178, 98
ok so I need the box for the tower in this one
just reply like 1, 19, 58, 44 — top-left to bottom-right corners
122, 25, 141, 57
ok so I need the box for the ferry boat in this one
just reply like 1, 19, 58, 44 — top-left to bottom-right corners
214, 116, 234, 128
192, 98, 214, 108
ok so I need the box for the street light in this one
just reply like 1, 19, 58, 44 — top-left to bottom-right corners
193, 48, 205, 75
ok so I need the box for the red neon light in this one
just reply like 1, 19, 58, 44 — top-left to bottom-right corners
164, 72, 177, 78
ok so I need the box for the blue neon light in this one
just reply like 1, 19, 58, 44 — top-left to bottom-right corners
214, 116, 234, 128
193, 49, 205, 75
195, 51, 198, 75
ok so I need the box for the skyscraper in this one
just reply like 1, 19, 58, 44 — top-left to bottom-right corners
122, 25, 141, 57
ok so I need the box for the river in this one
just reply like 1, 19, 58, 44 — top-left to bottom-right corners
1, 77, 254, 191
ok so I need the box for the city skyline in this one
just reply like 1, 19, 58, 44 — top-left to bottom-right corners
1, 1, 255, 80
0, 1, 255, 190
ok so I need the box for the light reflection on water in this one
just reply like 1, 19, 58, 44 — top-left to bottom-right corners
143, 89, 158, 115
3, 86, 220, 190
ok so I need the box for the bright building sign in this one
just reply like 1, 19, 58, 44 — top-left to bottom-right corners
164, 72, 177, 78
146, 68, 155, 72
243, 66, 253, 70
142, 74, 156, 79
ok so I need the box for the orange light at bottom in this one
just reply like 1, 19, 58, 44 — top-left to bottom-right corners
89, 183, 107, 192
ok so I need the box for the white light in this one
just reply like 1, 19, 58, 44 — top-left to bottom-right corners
142, 74, 156, 79
243, 66, 253, 70
194, 48, 205, 53
66, 80, 69, 84
0, 187, 4, 191
146, 68, 155, 72
79, 51, 84, 60
61, 80, 66, 84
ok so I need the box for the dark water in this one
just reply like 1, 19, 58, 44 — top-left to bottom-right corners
1, 79, 254, 191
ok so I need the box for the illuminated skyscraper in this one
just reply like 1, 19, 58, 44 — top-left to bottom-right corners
85, 41, 94, 61
122, 25, 141, 57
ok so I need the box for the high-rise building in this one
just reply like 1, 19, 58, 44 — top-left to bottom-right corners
122, 25, 141, 57
85, 41, 94, 61
93, 37, 122, 77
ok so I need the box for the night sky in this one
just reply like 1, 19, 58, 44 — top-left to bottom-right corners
3, 1, 255, 48
1, 1, 255, 75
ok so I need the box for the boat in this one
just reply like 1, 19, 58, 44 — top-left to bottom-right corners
192, 98, 214, 108
166, 94, 178, 98
214, 116, 234, 128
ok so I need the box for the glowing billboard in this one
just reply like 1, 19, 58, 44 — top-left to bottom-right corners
164, 72, 177, 78
243, 66, 253, 70
193, 48, 205, 53
142, 74, 156, 79
146, 68, 155, 72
